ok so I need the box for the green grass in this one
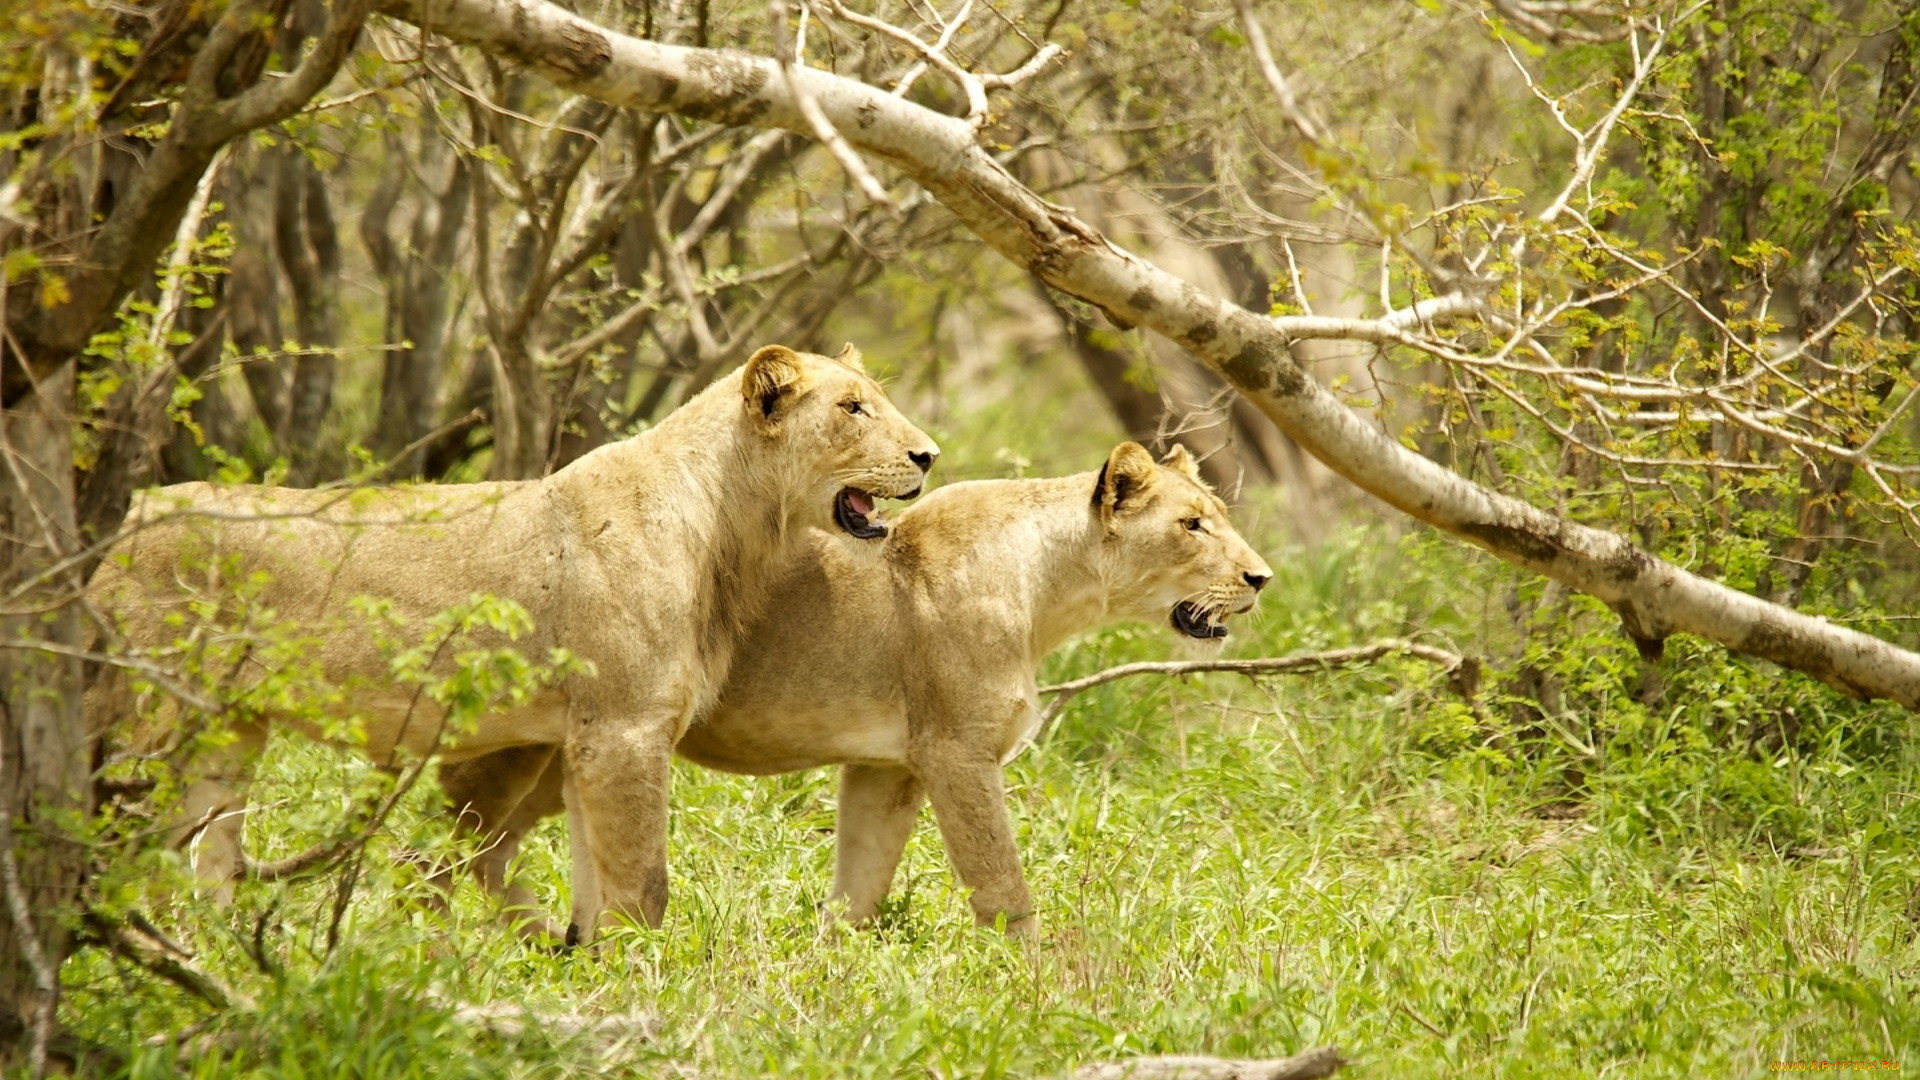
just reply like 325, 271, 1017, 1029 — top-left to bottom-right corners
61, 523, 1920, 1077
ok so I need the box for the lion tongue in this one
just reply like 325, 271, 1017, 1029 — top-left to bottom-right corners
847, 490, 876, 517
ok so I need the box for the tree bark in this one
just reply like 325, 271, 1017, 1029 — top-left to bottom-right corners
377, 0, 1920, 707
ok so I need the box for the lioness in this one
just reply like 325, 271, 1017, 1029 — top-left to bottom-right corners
438, 441, 1271, 936
91, 344, 938, 936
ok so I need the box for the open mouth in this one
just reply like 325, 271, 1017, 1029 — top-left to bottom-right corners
835, 487, 888, 540
1170, 601, 1228, 640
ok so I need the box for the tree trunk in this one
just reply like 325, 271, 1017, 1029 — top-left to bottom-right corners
1034, 276, 1168, 448
228, 157, 289, 435
488, 337, 551, 480
0, 367, 91, 1068
1021, 153, 1282, 496
1, 4, 373, 1063
370, 137, 471, 478
274, 144, 341, 479
378, 0, 1920, 707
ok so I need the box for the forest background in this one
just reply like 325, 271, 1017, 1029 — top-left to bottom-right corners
4, 0, 1920, 1074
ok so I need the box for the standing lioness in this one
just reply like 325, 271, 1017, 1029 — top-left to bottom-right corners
91, 344, 938, 937
440, 442, 1271, 935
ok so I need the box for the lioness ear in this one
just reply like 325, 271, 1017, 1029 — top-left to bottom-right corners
743, 344, 805, 422
832, 342, 865, 373
1161, 444, 1208, 487
1095, 441, 1158, 529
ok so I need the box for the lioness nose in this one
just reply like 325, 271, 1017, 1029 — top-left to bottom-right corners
909, 449, 937, 472
1244, 572, 1270, 592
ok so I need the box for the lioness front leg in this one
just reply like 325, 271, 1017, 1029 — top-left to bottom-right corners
171, 715, 270, 902
917, 747, 1034, 934
831, 764, 925, 923
562, 764, 600, 945
565, 714, 679, 937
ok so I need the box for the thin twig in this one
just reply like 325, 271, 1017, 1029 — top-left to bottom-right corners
1397, 1000, 1446, 1038
0, 808, 58, 1075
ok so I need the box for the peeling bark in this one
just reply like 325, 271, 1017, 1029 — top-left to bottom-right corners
378, 0, 1920, 707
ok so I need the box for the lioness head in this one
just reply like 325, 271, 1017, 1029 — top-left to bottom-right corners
743, 343, 939, 540
1096, 441, 1273, 641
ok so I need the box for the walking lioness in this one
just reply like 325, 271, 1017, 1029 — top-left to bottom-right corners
439, 441, 1271, 936
91, 344, 938, 937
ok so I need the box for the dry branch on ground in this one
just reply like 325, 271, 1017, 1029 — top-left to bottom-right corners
1073, 1046, 1345, 1080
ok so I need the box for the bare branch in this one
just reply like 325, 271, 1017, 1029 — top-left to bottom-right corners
1272, 293, 1495, 341
146, 149, 228, 352
981, 43, 1064, 91
0, 807, 57, 1074
224, 0, 380, 134
1038, 640, 1473, 728
1233, 0, 1329, 148
775, 0, 897, 210
1488, 0, 1634, 45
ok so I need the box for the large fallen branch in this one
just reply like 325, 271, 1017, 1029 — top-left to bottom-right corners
1037, 640, 1474, 727
1074, 1046, 1345, 1080
447, 1000, 658, 1044
374, 0, 1920, 708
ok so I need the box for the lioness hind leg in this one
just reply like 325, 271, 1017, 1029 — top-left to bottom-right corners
436, 745, 565, 939
492, 756, 566, 939
170, 715, 270, 903
831, 764, 925, 924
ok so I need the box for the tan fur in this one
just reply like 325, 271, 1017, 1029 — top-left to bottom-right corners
439, 441, 1272, 936
90, 345, 938, 936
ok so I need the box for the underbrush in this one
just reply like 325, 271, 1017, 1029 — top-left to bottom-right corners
59, 522, 1920, 1078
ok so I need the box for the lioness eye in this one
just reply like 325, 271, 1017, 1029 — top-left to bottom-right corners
841, 400, 865, 416
1183, 517, 1203, 532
